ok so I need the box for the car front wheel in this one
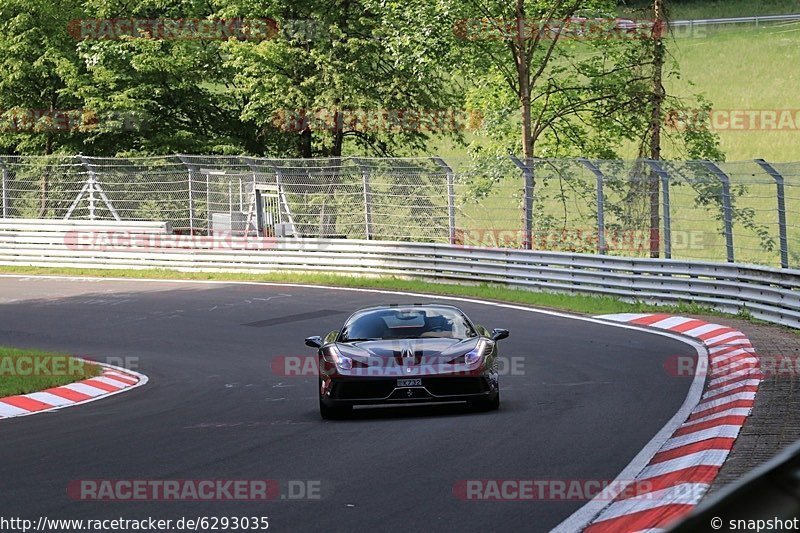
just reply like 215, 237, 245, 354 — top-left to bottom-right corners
468, 391, 500, 412
319, 397, 352, 420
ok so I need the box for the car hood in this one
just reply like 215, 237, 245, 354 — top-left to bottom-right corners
334, 337, 481, 366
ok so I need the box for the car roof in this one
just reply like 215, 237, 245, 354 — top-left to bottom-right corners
344, 304, 469, 323
350, 303, 466, 314
340, 304, 478, 334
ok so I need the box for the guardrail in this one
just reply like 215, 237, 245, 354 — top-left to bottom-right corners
0, 229, 798, 329
671, 13, 800, 27
4, 155, 800, 268
0, 219, 172, 234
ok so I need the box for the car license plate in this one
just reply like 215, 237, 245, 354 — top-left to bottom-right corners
397, 378, 421, 387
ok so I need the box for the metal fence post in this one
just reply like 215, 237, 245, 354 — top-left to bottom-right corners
704, 162, 735, 263
646, 160, 672, 259
241, 157, 261, 236
578, 158, 607, 255
432, 157, 456, 244
755, 159, 789, 268
274, 167, 287, 226
355, 159, 373, 240
0, 157, 8, 218
254, 182, 265, 237
80, 155, 95, 219
509, 154, 534, 250
177, 155, 196, 234
70, 155, 120, 221
249, 162, 262, 236
206, 173, 211, 232
253, 158, 297, 234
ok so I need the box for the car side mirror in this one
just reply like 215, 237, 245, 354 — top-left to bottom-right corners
305, 336, 323, 348
491, 328, 509, 341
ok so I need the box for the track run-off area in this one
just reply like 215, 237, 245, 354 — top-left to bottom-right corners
0, 276, 701, 532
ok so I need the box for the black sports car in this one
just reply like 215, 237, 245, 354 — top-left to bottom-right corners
305, 304, 509, 419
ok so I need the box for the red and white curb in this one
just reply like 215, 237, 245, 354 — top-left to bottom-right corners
0, 360, 147, 420
577, 313, 761, 532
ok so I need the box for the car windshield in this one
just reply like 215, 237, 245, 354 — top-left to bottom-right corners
339, 307, 476, 341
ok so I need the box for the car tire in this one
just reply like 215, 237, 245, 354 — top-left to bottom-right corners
319, 398, 352, 420
469, 392, 500, 412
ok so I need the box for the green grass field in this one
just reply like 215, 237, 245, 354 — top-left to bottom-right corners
621, 0, 800, 20
450, 165, 792, 267
666, 24, 800, 162
0, 347, 102, 397
429, 8, 800, 163
0, 264, 725, 318
427, 17, 800, 267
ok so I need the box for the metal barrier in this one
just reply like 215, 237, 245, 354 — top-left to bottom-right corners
0, 219, 172, 234
0, 230, 798, 329
671, 13, 800, 28
4, 155, 800, 268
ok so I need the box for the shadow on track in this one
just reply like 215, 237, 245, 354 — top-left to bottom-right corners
318, 401, 513, 421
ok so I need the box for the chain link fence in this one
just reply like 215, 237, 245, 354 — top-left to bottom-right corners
0, 154, 798, 268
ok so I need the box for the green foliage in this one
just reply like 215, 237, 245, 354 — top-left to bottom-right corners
620, 0, 800, 19
446, 0, 724, 162
0, 0, 86, 154
0, 0, 734, 164
220, 0, 462, 157
0, 0, 463, 157
737, 305, 753, 320
0, 346, 102, 397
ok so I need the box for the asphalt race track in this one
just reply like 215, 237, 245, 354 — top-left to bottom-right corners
0, 277, 697, 532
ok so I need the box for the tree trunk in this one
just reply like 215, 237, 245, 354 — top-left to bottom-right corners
516, 0, 533, 159
332, 110, 344, 158
521, 93, 533, 159
299, 128, 312, 158
648, 0, 666, 258
514, 0, 535, 246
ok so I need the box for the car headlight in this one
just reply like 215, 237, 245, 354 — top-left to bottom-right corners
464, 339, 491, 365
322, 345, 353, 370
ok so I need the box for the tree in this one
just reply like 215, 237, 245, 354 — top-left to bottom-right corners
0, 0, 86, 155
646, 0, 666, 257
448, 0, 659, 159
0, 0, 92, 214
74, 0, 264, 155
220, 0, 462, 157
633, 0, 723, 257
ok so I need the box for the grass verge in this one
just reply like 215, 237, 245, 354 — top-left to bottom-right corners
0, 346, 102, 397
0, 264, 723, 317
619, 0, 800, 20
